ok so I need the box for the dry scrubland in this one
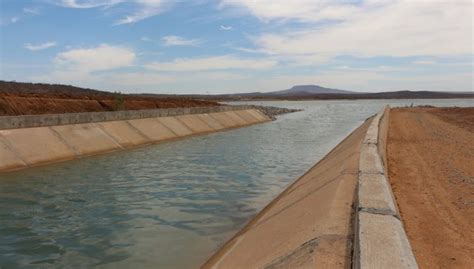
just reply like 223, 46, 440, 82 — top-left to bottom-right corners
0, 81, 219, 116
388, 107, 474, 269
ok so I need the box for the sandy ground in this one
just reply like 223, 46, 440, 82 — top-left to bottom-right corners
387, 107, 474, 269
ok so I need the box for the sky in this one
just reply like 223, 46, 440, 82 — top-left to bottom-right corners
0, 0, 472, 94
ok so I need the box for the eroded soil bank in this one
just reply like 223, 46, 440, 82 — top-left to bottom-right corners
388, 107, 474, 268
0, 81, 220, 116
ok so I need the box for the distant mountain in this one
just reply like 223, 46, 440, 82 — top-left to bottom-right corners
268, 85, 353, 96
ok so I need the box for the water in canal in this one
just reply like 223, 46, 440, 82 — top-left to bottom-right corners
0, 99, 471, 268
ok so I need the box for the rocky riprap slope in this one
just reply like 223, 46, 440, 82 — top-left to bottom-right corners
249, 105, 302, 120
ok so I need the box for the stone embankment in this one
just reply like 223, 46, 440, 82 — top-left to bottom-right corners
249, 105, 302, 120
0, 106, 271, 173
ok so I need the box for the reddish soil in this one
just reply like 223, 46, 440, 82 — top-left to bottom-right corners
388, 107, 474, 269
0, 81, 220, 116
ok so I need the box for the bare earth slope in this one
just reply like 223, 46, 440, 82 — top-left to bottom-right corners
0, 81, 219, 116
388, 107, 474, 269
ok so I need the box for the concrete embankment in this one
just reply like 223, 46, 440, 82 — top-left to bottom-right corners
353, 106, 418, 269
203, 106, 418, 269
0, 106, 270, 173
203, 115, 372, 268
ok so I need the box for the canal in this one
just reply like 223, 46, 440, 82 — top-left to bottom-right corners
0, 99, 471, 268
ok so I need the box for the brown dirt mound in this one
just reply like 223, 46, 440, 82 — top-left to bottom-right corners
0, 81, 220, 116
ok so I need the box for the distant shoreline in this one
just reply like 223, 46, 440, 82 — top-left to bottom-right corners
1, 80, 472, 116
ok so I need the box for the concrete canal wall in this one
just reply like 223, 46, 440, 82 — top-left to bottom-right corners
203, 114, 372, 269
353, 105, 418, 269
204, 105, 418, 269
0, 106, 270, 173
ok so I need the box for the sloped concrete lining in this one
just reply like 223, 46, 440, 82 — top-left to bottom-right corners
157, 117, 193, 137
175, 115, 214, 134
0, 127, 76, 165
51, 123, 123, 156
207, 112, 238, 128
127, 118, 177, 142
0, 109, 270, 173
97, 121, 151, 148
195, 114, 226, 131
223, 111, 248, 125
246, 109, 268, 122
0, 136, 27, 171
353, 106, 418, 269
233, 110, 260, 124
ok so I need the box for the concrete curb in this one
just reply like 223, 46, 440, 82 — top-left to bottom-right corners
353, 105, 418, 269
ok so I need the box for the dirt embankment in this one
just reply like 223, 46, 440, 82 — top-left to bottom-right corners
387, 107, 474, 269
0, 81, 220, 116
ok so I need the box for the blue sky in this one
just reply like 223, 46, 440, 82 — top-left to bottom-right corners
0, 0, 472, 94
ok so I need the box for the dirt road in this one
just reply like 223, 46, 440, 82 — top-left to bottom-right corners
388, 107, 474, 269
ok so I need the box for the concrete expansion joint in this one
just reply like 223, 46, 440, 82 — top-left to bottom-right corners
358, 207, 400, 220
0, 134, 29, 166
362, 141, 378, 146
124, 120, 152, 141
358, 170, 384, 176
95, 123, 125, 149
48, 126, 81, 156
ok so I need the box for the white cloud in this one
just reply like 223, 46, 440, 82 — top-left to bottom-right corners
54, 0, 168, 24
191, 71, 248, 80
23, 7, 40, 15
146, 55, 277, 71
54, 44, 135, 72
162, 35, 201, 46
24, 42, 57, 51
219, 0, 380, 22
56, 0, 122, 9
226, 0, 472, 64
2, 16, 20, 26
220, 25, 232, 31
412, 60, 436, 65
141, 36, 152, 42
31, 44, 137, 88
115, 0, 166, 25
102, 72, 175, 86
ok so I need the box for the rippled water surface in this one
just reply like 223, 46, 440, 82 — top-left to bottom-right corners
0, 99, 471, 268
